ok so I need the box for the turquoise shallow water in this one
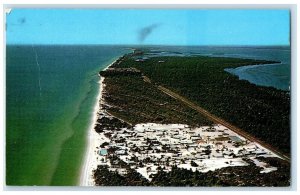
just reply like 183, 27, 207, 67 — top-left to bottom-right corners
6, 45, 128, 185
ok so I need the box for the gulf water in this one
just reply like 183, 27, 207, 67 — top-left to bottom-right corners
6, 45, 128, 185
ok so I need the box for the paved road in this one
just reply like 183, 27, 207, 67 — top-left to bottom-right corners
156, 85, 291, 162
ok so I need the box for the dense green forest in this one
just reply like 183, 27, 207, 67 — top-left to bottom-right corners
112, 55, 290, 155
102, 75, 213, 126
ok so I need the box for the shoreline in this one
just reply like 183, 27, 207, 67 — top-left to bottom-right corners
78, 59, 117, 186
224, 62, 289, 91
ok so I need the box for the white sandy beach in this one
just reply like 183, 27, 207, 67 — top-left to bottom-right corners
79, 61, 116, 186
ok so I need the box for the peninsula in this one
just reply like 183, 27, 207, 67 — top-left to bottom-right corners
81, 49, 290, 186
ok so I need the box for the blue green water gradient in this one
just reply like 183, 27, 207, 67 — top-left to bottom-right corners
6, 45, 128, 185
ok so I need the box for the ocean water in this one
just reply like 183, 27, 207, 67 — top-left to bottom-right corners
6, 45, 128, 186
144, 46, 291, 91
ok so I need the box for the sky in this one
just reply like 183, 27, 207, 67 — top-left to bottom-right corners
5, 9, 290, 46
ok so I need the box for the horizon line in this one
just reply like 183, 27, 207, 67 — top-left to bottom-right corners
6, 43, 291, 47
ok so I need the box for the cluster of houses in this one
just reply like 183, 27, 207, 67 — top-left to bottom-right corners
94, 122, 278, 181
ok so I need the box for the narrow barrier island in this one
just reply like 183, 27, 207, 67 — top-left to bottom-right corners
88, 50, 290, 186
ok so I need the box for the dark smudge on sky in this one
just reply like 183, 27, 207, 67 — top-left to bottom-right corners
138, 23, 161, 43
